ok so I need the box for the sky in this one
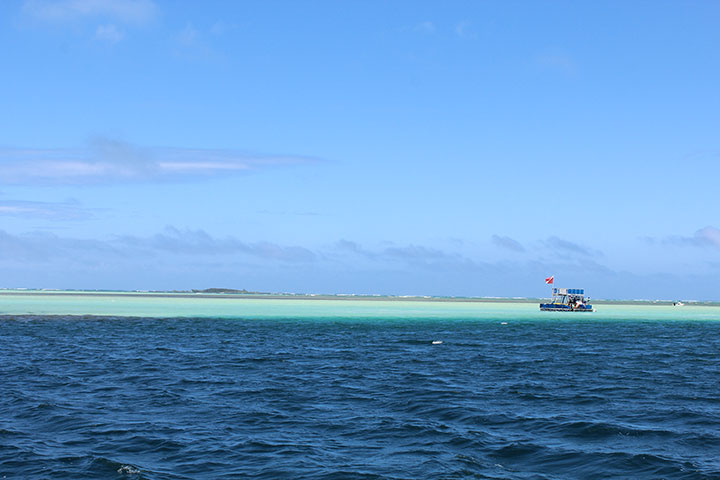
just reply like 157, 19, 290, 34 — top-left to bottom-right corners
1, 0, 720, 299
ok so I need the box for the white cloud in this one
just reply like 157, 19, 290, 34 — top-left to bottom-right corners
95, 23, 123, 43
0, 138, 318, 185
23, 0, 157, 24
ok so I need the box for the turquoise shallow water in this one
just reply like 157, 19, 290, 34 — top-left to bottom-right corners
2, 294, 719, 479
1, 293, 720, 321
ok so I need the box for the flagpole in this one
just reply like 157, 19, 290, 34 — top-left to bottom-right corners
545, 275, 554, 301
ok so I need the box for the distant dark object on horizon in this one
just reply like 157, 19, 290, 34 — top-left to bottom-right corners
191, 288, 259, 294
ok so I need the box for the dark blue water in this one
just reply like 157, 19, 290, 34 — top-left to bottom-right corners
2, 316, 719, 479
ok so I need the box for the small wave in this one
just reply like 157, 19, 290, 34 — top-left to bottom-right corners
486, 440, 720, 478
117, 464, 141, 475
557, 420, 678, 440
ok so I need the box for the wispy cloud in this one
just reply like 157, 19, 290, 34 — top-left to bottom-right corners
117, 226, 317, 262
383, 244, 452, 261
335, 239, 372, 257
0, 227, 316, 265
0, 229, 119, 263
544, 236, 602, 258
22, 0, 157, 24
334, 240, 481, 270
0, 199, 94, 220
679, 150, 720, 163
0, 138, 318, 185
491, 234, 525, 252
665, 226, 720, 249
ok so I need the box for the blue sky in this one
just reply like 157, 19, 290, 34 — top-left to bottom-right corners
1, 0, 720, 299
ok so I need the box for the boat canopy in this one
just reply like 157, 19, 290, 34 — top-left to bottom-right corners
553, 288, 584, 295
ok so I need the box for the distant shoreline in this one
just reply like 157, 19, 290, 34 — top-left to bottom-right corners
0, 289, 716, 307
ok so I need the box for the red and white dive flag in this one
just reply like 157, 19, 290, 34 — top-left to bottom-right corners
545, 276, 554, 285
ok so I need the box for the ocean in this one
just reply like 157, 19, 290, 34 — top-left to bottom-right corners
1, 293, 719, 479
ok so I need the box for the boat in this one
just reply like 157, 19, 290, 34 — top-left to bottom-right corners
540, 288, 593, 312
673, 301, 685, 307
